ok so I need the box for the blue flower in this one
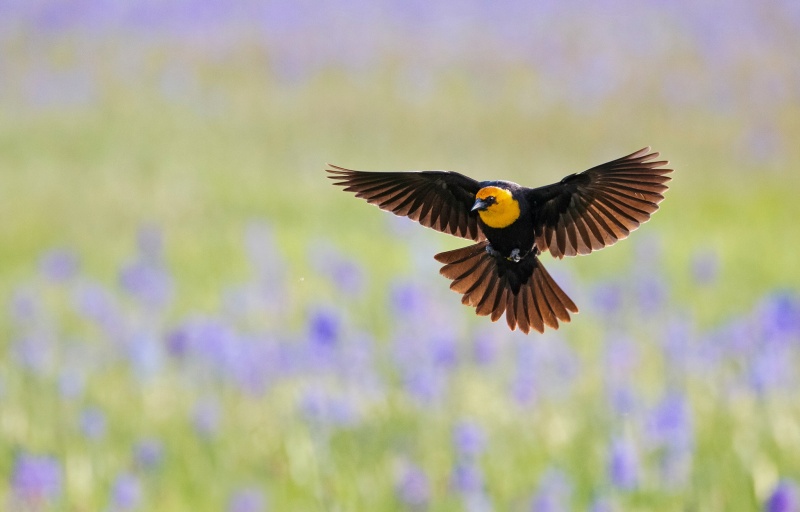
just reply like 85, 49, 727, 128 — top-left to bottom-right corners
308, 308, 341, 348
430, 335, 458, 368
134, 438, 165, 470
608, 437, 639, 491
11, 453, 62, 504
591, 282, 623, 317
759, 293, 800, 339
766, 480, 799, 512
12, 334, 56, 377
451, 461, 484, 494
396, 462, 430, 507
72, 280, 124, 336
80, 407, 107, 441
453, 421, 487, 457
647, 392, 694, 452
111, 472, 142, 510
39, 248, 79, 282
119, 259, 174, 308
403, 365, 447, 405
529, 469, 571, 512
390, 281, 426, 317
227, 488, 266, 512
125, 329, 164, 381
9, 287, 42, 324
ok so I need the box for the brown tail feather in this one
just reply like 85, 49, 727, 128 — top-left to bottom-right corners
435, 242, 579, 334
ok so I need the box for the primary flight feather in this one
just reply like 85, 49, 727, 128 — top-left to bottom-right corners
327, 147, 672, 333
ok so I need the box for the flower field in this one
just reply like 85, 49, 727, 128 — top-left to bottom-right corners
2, 1, 800, 510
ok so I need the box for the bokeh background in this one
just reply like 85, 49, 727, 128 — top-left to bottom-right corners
2, 1, 800, 510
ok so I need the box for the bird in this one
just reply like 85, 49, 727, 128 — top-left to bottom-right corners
327, 147, 672, 334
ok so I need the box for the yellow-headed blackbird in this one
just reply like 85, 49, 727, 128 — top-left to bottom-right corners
328, 147, 671, 333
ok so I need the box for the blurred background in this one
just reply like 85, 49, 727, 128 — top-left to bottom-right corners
1, 1, 800, 510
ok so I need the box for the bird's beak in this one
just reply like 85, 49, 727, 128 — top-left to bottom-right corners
471, 198, 489, 212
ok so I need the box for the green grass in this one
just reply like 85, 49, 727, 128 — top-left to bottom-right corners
2, 63, 800, 510
2, 72, 798, 319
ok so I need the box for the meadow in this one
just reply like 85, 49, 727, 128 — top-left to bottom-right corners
1, 1, 800, 510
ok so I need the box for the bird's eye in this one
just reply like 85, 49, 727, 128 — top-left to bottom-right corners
486, 196, 495, 204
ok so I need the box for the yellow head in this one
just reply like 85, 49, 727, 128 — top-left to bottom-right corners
472, 186, 521, 228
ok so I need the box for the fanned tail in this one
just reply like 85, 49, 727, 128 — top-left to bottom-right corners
434, 242, 579, 334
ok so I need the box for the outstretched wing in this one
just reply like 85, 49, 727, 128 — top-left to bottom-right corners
327, 165, 484, 241
526, 147, 672, 259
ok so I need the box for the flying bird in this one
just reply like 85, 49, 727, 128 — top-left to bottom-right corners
327, 147, 672, 333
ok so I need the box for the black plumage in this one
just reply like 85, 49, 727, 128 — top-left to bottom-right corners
327, 147, 672, 333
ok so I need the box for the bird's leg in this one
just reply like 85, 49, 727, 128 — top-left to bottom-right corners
486, 245, 524, 262
485, 244, 502, 258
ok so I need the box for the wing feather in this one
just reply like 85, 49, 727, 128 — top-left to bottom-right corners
527, 147, 672, 259
328, 166, 484, 241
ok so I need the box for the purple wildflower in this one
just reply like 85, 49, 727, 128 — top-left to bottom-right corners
9, 287, 42, 324
72, 280, 121, 330
390, 281, 426, 317
530, 469, 571, 512
80, 407, 107, 440
119, 259, 174, 308
430, 335, 459, 368
126, 329, 164, 381
396, 462, 430, 508
647, 392, 694, 452
766, 480, 799, 512
228, 488, 266, 512
608, 437, 639, 490
451, 461, 484, 494
759, 293, 800, 339
12, 334, 56, 377
403, 365, 447, 404
308, 308, 340, 348
111, 472, 142, 510
165, 324, 192, 358
750, 349, 793, 396
39, 248, 79, 282
330, 258, 364, 295
453, 421, 487, 457
11, 453, 62, 504
134, 438, 165, 470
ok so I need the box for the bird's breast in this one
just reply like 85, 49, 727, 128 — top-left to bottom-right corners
479, 216, 536, 260
477, 198, 521, 229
